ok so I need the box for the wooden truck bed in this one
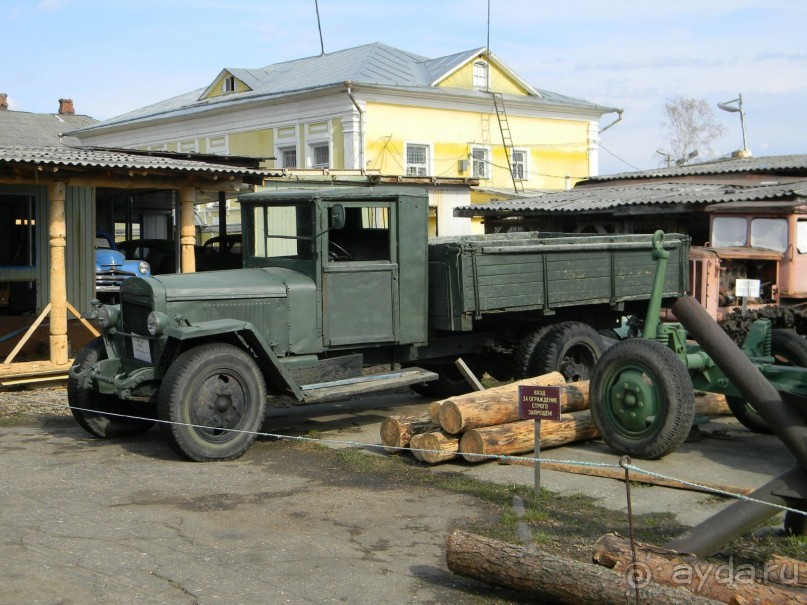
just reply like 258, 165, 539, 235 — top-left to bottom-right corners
427, 232, 690, 331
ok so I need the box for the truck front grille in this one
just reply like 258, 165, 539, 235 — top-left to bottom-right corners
122, 301, 153, 336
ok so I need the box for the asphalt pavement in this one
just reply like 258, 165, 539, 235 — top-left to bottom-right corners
0, 389, 797, 605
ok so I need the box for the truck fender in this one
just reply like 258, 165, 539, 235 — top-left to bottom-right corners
163, 319, 304, 401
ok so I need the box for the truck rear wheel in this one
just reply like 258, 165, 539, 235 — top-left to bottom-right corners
516, 322, 603, 382
726, 329, 807, 434
67, 337, 155, 438
590, 338, 695, 459
158, 343, 267, 461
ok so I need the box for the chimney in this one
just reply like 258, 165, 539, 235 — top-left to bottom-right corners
0, 93, 8, 111
58, 98, 75, 115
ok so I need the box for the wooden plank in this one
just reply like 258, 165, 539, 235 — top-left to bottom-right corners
4, 303, 51, 365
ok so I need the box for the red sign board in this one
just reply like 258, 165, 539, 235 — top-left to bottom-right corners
519, 385, 562, 421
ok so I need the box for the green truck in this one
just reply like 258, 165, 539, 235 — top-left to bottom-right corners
68, 187, 689, 461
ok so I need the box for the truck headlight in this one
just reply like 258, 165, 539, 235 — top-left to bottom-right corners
138, 261, 150, 275
147, 311, 168, 336
97, 305, 120, 329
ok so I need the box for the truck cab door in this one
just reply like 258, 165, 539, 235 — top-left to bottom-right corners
322, 204, 399, 346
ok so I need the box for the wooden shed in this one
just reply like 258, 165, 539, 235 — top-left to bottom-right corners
0, 145, 266, 384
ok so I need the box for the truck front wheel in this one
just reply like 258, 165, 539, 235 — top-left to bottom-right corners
158, 343, 267, 461
67, 337, 155, 438
590, 338, 695, 459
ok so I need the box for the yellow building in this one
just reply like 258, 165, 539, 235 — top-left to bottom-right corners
72, 43, 619, 234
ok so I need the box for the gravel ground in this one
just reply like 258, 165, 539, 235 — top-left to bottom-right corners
0, 384, 72, 419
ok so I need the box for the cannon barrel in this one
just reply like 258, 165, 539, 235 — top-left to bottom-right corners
666, 295, 807, 556
671, 295, 807, 468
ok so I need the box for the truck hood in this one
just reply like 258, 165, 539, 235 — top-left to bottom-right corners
96, 249, 125, 270
693, 245, 783, 261
123, 268, 307, 301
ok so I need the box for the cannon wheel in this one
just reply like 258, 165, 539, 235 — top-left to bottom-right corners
67, 337, 155, 438
515, 322, 603, 382
590, 338, 695, 459
158, 343, 266, 461
726, 329, 807, 434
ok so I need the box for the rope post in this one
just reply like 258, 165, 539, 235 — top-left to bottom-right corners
620, 455, 641, 605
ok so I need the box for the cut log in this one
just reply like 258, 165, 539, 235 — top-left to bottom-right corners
694, 391, 730, 416
446, 530, 721, 604
438, 372, 575, 434
427, 401, 443, 424
379, 414, 438, 452
765, 554, 807, 589
459, 411, 599, 462
414, 430, 460, 464
409, 433, 424, 461
593, 533, 806, 604
499, 458, 752, 496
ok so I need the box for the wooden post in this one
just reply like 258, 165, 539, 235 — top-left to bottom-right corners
179, 186, 196, 273
48, 182, 68, 365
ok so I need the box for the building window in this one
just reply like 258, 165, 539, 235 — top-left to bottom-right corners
406, 144, 429, 176
511, 149, 526, 180
311, 144, 329, 168
473, 61, 489, 90
471, 147, 489, 179
280, 147, 297, 168
222, 76, 236, 93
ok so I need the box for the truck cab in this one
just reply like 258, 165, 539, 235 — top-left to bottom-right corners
240, 187, 428, 353
689, 201, 807, 340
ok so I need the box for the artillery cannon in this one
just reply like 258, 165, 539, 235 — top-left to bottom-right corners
590, 231, 807, 552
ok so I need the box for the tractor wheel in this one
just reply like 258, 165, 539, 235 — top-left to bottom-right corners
67, 337, 155, 438
157, 343, 266, 461
726, 329, 807, 434
516, 322, 604, 382
590, 338, 695, 459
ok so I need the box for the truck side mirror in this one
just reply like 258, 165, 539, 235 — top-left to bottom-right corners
330, 204, 346, 230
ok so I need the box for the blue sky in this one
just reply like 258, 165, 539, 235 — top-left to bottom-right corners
4, 0, 806, 175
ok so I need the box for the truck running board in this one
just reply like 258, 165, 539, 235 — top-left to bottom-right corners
299, 368, 439, 404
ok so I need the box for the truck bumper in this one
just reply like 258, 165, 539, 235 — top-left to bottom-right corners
69, 358, 160, 401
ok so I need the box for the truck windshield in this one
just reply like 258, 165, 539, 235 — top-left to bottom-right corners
250, 204, 313, 260
711, 216, 747, 247
750, 218, 788, 252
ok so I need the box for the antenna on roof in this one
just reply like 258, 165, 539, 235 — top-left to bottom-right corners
315, 0, 325, 56
486, 0, 491, 54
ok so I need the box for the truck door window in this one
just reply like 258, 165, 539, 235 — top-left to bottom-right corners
711, 216, 747, 247
750, 218, 787, 252
251, 204, 313, 259
328, 206, 390, 262
798, 220, 807, 254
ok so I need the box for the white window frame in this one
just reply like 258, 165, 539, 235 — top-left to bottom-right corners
511, 148, 528, 181
278, 145, 298, 169
222, 75, 236, 93
471, 146, 491, 179
405, 142, 432, 177
274, 125, 299, 169
308, 142, 330, 169
473, 61, 489, 90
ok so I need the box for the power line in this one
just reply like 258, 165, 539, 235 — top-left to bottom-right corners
599, 144, 642, 171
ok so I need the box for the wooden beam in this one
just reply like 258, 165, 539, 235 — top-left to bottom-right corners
179, 186, 196, 273
3, 303, 51, 365
66, 301, 100, 338
48, 182, 69, 365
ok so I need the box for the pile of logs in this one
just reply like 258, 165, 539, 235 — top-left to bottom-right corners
446, 530, 806, 604
380, 372, 730, 465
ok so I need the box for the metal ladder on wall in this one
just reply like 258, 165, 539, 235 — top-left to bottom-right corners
492, 92, 524, 193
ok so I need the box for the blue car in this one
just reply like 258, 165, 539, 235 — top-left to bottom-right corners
95, 231, 150, 298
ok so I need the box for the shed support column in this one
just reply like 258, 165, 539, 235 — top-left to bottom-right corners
48, 182, 68, 364
180, 186, 196, 273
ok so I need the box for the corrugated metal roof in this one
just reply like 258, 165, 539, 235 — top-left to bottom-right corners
456, 180, 807, 217
73, 43, 614, 133
0, 110, 97, 146
0, 146, 268, 179
586, 154, 807, 182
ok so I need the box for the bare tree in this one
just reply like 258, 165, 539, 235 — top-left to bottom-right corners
658, 96, 726, 166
